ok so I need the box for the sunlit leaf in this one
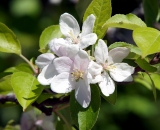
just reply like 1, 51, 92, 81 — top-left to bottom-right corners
135, 57, 157, 72
5, 63, 33, 74
11, 72, 44, 110
133, 27, 160, 58
83, 0, 112, 39
70, 85, 100, 130
0, 23, 21, 55
0, 75, 13, 94
134, 72, 160, 100
142, 0, 159, 27
103, 13, 146, 30
39, 25, 63, 53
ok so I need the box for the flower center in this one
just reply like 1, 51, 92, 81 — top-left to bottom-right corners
102, 63, 116, 71
69, 30, 80, 44
71, 69, 84, 81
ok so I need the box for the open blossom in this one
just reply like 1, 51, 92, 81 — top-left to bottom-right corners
50, 49, 91, 108
89, 39, 135, 97
49, 13, 97, 50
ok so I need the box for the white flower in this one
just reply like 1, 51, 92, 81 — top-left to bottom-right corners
49, 13, 97, 50
90, 39, 135, 97
50, 50, 91, 108
35, 53, 58, 85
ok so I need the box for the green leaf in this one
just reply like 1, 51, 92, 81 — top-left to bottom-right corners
36, 93, 53, 104
135, 57, 157, 72
5, 63, 33, 74
103, 13, 146, 30
39, 25, 63, 53
0, 22, 21, 55
70, 85, 100, 130
101, 85, 117, 105
134, 72, 160, 90
0, 75, 13, 94
142, 0, 159, 27
133, 27, 160, 58
109, 42, 142, 59
11, 72, 44, 110
83, 0, 112, 39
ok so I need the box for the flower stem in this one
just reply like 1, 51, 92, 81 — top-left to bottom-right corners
54, 109, 71, 130
20, 54, 37, 75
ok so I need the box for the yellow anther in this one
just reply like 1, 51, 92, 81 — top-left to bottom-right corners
71, 69, 84, 81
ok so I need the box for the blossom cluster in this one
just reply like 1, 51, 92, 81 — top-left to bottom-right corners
35, 13, 135, 108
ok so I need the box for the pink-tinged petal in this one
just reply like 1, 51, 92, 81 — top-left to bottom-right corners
37, 63, 57, 85
50, 72, 74, 93
54, 57, 73, 73
48, 38, 68, 56
73, 50, 89, 72
75, 79, 91, 108
99, 72, 115, 96
65, 44, 79, 60
109, 63, 135, 82
108, 47, 130, 64
80, 33, 97, 49
35, 53, 55, 69
81, 14, 96, 36
60, 13, 80, 37
94, 39, 108, 64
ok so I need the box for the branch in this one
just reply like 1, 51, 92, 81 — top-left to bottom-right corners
0, 94, 70, 116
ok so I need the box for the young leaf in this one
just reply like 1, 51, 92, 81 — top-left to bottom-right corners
142, 0, 159, 27
0, 75, 13, 95
39, 25, 63, 53
102, 13, 146, 30
70, 85, 100, 130
11, 72, 44, 110
101, 85, 117, 105
83, 0, 112, 39
5, 63, 33, 74
0, 23, 21, 55
135, 57, 157, 72
133, 27, 160, 58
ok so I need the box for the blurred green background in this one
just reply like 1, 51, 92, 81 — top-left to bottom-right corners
0, 0, 160, 130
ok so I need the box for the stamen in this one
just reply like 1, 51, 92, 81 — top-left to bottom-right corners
69, 30, 79, 44
71, 69, 84, 81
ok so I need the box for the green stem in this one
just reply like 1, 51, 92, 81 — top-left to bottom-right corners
92, 45, 94, 57
20, 54, 37, 75
54, 109, 71, 130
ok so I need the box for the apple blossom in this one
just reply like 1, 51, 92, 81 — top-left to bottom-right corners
50, 49, 91, 108
89, 39, 135, 97
49, 13, 97, 50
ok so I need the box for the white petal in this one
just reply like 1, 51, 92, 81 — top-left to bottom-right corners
37, 63, 57, 85
109, 63, 135, 82
54, 57, 73, 73
73, 50, 89, 72
35, 53, 55, 69
48, 38, 68, 56
94, 39, 108, 64
81, 14, 96, 36
80, 33, 97, 49
108, 47, 130, 64
60, 13, 80, 37
75, 79, 91, 108
50, 72, 74, 93
88, 61, 102, 76
99, 72, 115, 96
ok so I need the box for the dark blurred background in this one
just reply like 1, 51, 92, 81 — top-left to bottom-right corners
1, 0, 160, 130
